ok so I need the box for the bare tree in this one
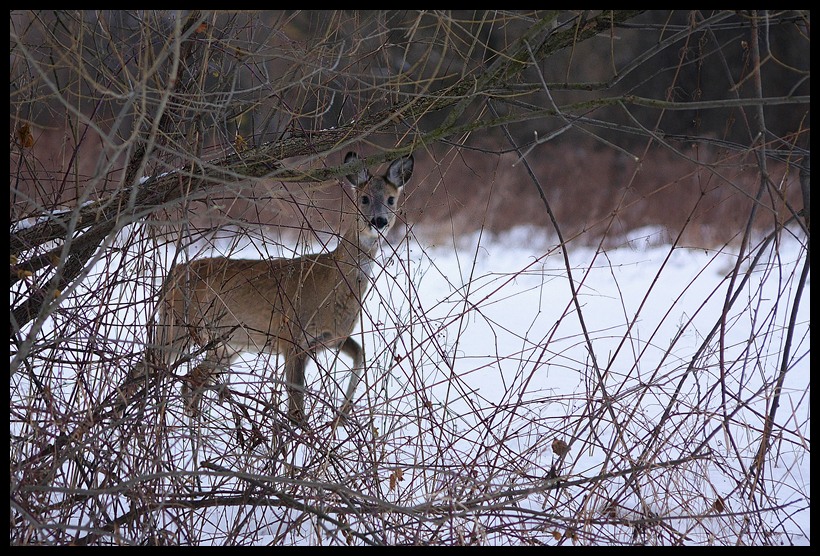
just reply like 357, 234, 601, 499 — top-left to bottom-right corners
11, 11, 809, 545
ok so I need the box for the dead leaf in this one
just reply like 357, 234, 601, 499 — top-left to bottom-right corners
17, 124, 34, 148
389, 468, 404, 490
234, 132, 248, 152
552, 438, 570, 456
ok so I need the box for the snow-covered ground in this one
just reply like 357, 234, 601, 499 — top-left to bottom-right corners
197, 223, 810, 544
349, 224, 810, 545
11, 223, 809, 545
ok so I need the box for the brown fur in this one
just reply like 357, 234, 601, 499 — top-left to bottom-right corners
150, 152, 414, 424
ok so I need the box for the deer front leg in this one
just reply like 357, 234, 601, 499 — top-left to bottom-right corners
285, 349, 309, 425
336, 336, 364, 424
181, 346, 232, 417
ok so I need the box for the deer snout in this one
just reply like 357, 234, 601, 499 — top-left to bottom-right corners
370, 215, 389, 230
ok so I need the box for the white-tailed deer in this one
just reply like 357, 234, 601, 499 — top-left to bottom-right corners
146, 152, 413, 425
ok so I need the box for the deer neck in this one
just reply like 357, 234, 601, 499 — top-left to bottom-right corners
331, 223, 380, 282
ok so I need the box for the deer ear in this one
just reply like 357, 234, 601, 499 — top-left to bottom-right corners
344, 152, 369, 187
387, 154, 414, 188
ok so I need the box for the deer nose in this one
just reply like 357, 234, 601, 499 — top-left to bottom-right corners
370, 216, 389, 229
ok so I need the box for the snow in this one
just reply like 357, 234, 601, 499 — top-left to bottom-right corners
10, 222, 810, 545
209, 223, 810, 544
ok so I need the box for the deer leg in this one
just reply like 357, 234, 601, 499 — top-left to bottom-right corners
285, 348, 309, 425
182, 345, 232, 417
336, 336, 364, 423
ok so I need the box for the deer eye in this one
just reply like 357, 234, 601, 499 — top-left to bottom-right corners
387, 196, 396, 206
361, 195, 370, 205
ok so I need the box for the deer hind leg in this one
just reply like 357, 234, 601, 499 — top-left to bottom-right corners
336, 336, 364, 424
181, 345, 234, 417
285, 348, 309, 425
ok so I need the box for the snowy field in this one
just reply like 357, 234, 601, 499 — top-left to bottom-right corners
11, 223, 810, 545
336, 224, 811, 545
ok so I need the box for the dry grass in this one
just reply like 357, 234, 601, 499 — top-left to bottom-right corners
402, 143, 803, 250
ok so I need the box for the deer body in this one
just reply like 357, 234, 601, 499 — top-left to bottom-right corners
152, 152, 414, 424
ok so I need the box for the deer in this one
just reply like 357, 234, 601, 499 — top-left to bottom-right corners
143, 152, 414, 426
